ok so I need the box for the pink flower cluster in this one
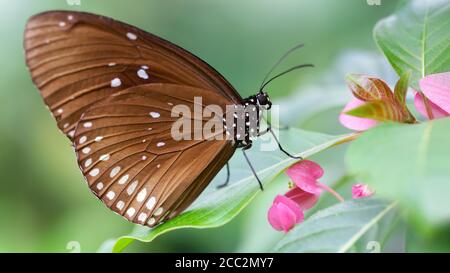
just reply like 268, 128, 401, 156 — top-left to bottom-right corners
267, 160, 373, 233
268, 72, 449, 233
340, 72, 450, 130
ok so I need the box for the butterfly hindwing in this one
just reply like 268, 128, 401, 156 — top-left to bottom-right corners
73, 84, 235, 226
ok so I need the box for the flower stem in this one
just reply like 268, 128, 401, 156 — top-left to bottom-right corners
318, 183, 344, 202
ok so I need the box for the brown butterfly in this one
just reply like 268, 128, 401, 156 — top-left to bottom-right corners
24, 11, 311, 227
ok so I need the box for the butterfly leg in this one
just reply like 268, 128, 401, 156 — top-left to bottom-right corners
242, 144, 264, 191
257, 126, 271, 137
267, 126, 303, 160
258, 118, 300, 159
216, 163, 230, 189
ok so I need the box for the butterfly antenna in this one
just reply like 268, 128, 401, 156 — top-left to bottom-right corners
259, 43, 305, 91
260, 63, 314, 91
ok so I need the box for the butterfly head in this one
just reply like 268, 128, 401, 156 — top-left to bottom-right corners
256, 92, 272, 110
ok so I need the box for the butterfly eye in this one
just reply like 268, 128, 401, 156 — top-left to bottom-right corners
256, 92, 271, 108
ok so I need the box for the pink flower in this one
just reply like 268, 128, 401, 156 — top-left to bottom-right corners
268, 160, 345, 233
352, 183, 374, 199
414, 72, 450, 120
268, 195, 304, 233
286, 160, 344, 202
339, 98, 379, 131
285, 186, 319, 211
285, 160, 324, 195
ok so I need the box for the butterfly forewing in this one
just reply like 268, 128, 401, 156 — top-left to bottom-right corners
74, 84, 236, 226
24, 10, 242, 140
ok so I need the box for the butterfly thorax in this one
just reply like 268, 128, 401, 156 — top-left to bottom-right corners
223, 92, 271, 149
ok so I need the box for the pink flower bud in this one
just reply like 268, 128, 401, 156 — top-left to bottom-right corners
352, 183, 374, 199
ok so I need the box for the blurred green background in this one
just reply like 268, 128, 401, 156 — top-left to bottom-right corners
0, 0, 399, 252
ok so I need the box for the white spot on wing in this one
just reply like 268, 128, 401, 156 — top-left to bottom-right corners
136, 188, 147, 202
89, 168, 99, 177
99, 154, 110, 161
96, 182, 104, 190
147, 217, 156, 225
126, 32, 137, 40
127, 181, 138, 195
137, 69, 149, 79
149, 112, 160, 118
154, 207, 163, 216
116, 201, 125, 210
82, 147, 91, 154
146, 197, 156, 210
156, 142, 165, 147
118, 174, 129, 185
59, 21, 66, 27
84, 158, 92, 168
126, 207, 136, 217
95, 136, 103, 142
67, 15, 74, 21
111, 77, 121, 87
110, 166, 121, 178
68, 130, 75, 138
138, 213, 148, 222
106, 191, 115, 200
83, 122, 92, 128
79, 136, 87, 144
108, 62, 116, 67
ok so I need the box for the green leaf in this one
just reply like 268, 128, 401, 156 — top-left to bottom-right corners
393, 71, 417, 122
346, 100, 406, 122
108, 128, 356, 253
346, 118, 450, 228
374, 0, 450, 90
303, 176, 402, 253
273, 198, 397, 253
394, 70, 411, 107
351, 206, 402, 253
406, 225, 450, 252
